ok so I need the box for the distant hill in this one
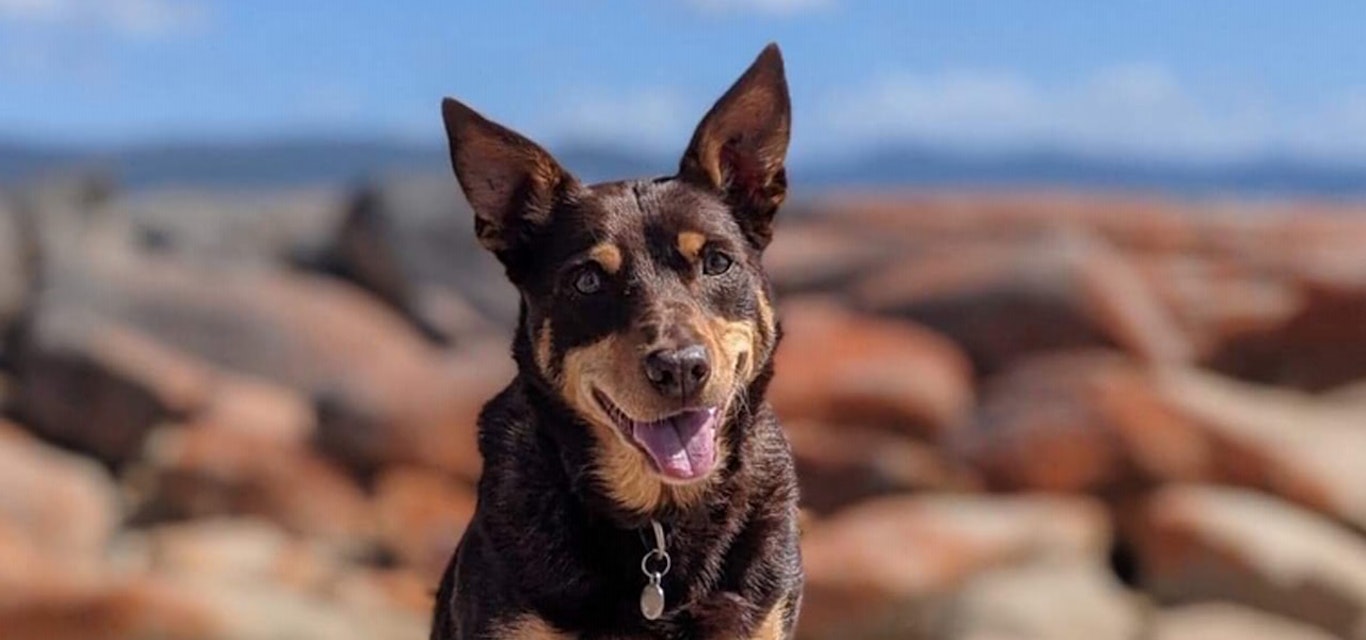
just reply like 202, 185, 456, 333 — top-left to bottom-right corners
4, 137, 1366, 197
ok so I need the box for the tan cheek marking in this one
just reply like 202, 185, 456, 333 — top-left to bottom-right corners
535, 320, 554, 378
490, 614, 570, 639
712, 317, 758, 386
560, 336, 715, 515
677, 231, 707, 260
589, 242, 623, 274
756, 287, 776, 351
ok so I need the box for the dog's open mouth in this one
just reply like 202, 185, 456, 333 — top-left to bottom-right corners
592, 389, 720, 482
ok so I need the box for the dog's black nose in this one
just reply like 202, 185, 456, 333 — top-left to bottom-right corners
644, 344, 711, 399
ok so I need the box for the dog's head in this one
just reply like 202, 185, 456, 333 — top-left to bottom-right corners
442, 44, 788, 514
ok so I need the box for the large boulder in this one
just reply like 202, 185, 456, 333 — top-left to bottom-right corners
1206, 275, 1366, 391
1155, 604, 1338, 640
33, 253, 506, 479
953, 352, 1366, 532
1154, 368, 1366, 531
0, 574, 428, 640
0, 577, 222, 640
8, 315, 214, 465
106, 187, 346, 269
305, 175, 513, 343
134, 424, 374, 547
799, 494, 1111, 639
763, 221, 894, 296
1130, 486, 1366, 639
952, 351, 1208, 494
934, 559, 1144, 640
786, 420, 978, 515
770, 298, 974, 440
0, 421, 120, 567
853, 231, 1192, 375
372, 467, 476, 583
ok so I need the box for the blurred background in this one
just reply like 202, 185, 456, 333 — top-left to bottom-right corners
3, 2, 1366, 639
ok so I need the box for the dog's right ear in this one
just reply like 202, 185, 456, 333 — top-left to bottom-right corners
442, 98, 578, 255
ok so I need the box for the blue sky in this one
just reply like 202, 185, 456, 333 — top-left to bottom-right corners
5, 1, 1366, 164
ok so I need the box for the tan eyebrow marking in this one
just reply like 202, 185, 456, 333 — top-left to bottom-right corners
589, 242, 623, 274
677, 231, 707, 260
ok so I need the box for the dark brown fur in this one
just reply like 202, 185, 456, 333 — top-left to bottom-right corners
431, 44, 801, 639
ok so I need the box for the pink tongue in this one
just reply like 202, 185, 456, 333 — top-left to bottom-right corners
631, 408, 719, 480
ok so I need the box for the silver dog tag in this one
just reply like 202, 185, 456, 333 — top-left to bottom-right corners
640, 578, 665, 620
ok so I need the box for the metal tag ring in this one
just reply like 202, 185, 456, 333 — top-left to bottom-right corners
641, 549, 671, 577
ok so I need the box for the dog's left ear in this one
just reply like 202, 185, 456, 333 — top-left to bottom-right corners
679, 43, 791, 250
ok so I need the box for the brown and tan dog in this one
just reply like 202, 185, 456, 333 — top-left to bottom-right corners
430, 44, 802, 640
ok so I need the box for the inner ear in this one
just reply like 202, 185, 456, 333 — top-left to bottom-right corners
442, 98, 579, 255
678, 43, 791, 250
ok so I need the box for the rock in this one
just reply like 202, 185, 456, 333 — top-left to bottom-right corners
372, 467, 476, 583
1155, 604, 1338, 640
200, 373, 315, 446
104, 519, 431, 637
853, 231, 1192, 375
0, 517, 107, 611
0, 578, 221, 640
9, 314, 214, 464
1130, 486, 1366, 639
313, 339, 506, 482
1206, 274, 1366, 391
135, 425, 374, 546
770, 298, 974, 440
116, 518, 336, 592
1154, 368, 1366, 531
193, 580, 428, 640
306, 176, 514, 343
330, 568, 434, 616
0, 421, 121, 562
953, 351, 1209, 494
0, 198, 33, 348
38, 253, 505, 479
799, 494, 1111, 639
955, 354, 1366, 530
0, 575, 428, 640
786, 420, 978, 515
109, 187, 346, 269
935, 559, 1144, 640
1134, 253, 1301, 360
763, 222, 893, 295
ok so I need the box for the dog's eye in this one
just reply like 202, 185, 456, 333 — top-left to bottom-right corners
573, 266, 604, 295
702, 247, 733, 276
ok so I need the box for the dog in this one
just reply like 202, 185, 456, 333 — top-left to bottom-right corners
430, 43, 802, 640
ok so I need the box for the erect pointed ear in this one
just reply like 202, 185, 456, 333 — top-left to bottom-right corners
442, 97, 579, 255
678, 43, 791, 250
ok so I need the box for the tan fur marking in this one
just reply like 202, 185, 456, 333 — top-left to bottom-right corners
748, 594, 792, 638
755, 287, 776, 354
677, 231, 707, 260
713, 316, 759, 385
490, 614, 570, 639
535, 319, 554, 379
749, 594, 790, 640
589, 243, 623, 274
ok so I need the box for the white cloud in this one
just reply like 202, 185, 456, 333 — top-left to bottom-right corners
539, 64, 1366, 165
0, 0, 207, 37
819, 64, 1366, 164
686, 0, 832, 16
